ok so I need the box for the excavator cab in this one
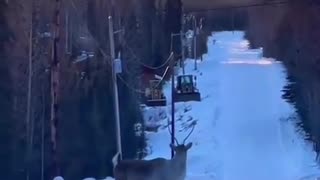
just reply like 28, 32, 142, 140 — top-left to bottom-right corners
145, 80, 167, 107
174, 75, 201, 102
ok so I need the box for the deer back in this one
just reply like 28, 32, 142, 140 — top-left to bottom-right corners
114, 158, 171, 180
114, 144, 192, 180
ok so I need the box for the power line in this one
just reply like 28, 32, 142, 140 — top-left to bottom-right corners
156, 65, 170, 86
68, 0, 172, 70
64, 13, 144, 94
111, 58, 172, 94
111, 54, 173, 94
186, 0, 296, 13
66, 0, 176, 95
66, 0, 145, 93
66, 0, 179, 95
97, 44, 146, 94
118, 76, 145, 94
123, 40, 173, 70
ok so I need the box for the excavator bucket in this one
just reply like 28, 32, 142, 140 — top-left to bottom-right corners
174, 91, 201, 102
146, 98, 167, 106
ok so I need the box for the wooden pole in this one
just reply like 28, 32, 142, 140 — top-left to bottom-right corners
193, 15, 197, 70
50, 0, 61, 177
181, 6, 185, 75
41, 79, 45, 180
26, 4, 33, 180
180, 30, 185, 75
170, 53, 175, 158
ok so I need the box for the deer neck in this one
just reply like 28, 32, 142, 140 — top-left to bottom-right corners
171, 153, 187, 177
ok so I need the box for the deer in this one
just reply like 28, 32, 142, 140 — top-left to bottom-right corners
112, 120, 196, 180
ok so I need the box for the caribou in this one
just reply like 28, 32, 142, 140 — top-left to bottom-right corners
113, 121, 196, 180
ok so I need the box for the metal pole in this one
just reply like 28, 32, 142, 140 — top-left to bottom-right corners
232, 9, 235, 34
181, 7, 185, 75
180, 30, 185, 75
65, 10, 69, 54
170, 53, 175, 158
170, 33, 173, 52
108, 16, 123, 160
41, 81, 45, 180
193, 15, 197, 70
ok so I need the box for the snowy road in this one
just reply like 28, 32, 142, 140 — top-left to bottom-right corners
144, 31, 320, 180
212, 33, 319, 180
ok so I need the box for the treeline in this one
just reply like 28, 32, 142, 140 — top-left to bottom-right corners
245, 1, 320, 146
0, 0, 185, 179
0, 1, 14, 180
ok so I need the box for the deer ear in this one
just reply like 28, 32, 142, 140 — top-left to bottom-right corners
186, 142, 193, 150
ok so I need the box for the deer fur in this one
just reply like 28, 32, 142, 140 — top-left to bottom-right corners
113, 120, 196, 180
113, 142, 192, 180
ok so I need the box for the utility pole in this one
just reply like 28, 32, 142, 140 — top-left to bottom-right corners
170, 52, 175, 158
180, 5, 185, 75
26, 6, 33, 180
180, 30, 185, 75
171, 32, 185, 74
41, 78, 46, 180
193, 15, 197, 70
65, 10, 70, 54
200, 17, 204, 61
232, 9, 235, 34
108, 16, 123, 161
50, 0, 61, 177
27, 0, 42, 179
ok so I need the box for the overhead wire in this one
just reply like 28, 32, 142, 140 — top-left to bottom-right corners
116, 55, 173, 93
94, 34, 173, 93
117, 76, 146, 94
67, 0, 177, 94
95, 43, 146, 94
152, 57, 173, 88
184, 0, 299, 13
104, 52, 173, 94
67, 0, 146, 93
64, 0, 307, 95
68, 0, 173, 70
123, 40, 173, 70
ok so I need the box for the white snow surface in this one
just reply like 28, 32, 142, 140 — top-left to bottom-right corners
53, 177, 64, 180
143, 31, 320, 180
57, 31, 320, 180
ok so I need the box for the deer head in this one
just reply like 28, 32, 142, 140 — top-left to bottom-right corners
169, 142, 193, 163
170, 142, 193, 153
167, 119, 196, 147
165, 120, 196, 180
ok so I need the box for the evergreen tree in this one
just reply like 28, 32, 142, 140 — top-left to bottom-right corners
0, 2, 14, 179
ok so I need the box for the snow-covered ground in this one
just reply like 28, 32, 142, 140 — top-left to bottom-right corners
143, 31, 320, 180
